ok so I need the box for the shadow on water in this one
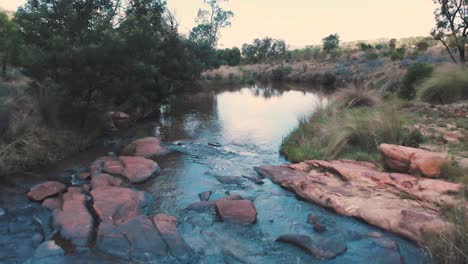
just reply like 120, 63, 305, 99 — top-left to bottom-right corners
0, 84, 431, 263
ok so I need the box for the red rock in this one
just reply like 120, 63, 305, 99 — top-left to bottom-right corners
379, 144, 447, 178
97, 215, 168, 259
276, 234, 347, 259
187, 194, 244, 212
91, 187, 150, 225
28, 181, 66, 201
42, 197, 62, 211
122, 137, 167, 158
215, 199, 257, 224
78, 172, 91, 180
52, 191, 93, 246
255, 161, 462, 243
153, 214, 193, 256
91, 173, 123, 189
90, 156, 160, 183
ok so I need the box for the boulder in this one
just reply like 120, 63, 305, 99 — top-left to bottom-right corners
215, 199, 257, 224
91, 173, 123, 189
276, 234, 347, 259
97, 215, 168, 259
122, 137, 167, 158
91, 187, 151, 225
153, 214, 193, 256
78, 172, 91, 180
42, 197, 62, 211
187, 194, 244, 213
52, 191, 93, 247
90, 156, 160, 183
255, 160, 464, 243
379, 144, 447, 178
31, 241, 64, 264
28, 182, 66, 202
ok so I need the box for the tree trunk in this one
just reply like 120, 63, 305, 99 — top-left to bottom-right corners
458, 45, 466, 65
2, 55, 6, 78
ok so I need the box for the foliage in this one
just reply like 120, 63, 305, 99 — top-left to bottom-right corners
216, 47, 241, 66
281, 102, 420, 162
241, 37, 287, 63
334, 82, 381, 108
365, 52, 379, 60
270, 65, 293, 81
416, 40, 430, 51
399, 63, 434, 100
190, 0, 233, 48
389, 39, 397, 51
0, 11, 22, 78
359, 42, 374, 51
418, 67, 468, 104
322, 34, 340, 53
431, 0, 468, 64
425, 205, 468, 264
390, 47, 406, 61
287, 45, 323, 61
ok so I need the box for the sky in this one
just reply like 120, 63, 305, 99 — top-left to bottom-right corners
2, 0, 437, 48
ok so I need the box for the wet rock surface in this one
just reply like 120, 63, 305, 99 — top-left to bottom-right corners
153, 214, 193, 257
90, 156, 160, 183
255, 157, 466, 243
28, 181, 66, 201
91, 186, 151, 225
52, 191, 94, 247
276, 234, 347, 259
215, 199, 257, 224
122, 137, 168, 158
27, 241, 65, 264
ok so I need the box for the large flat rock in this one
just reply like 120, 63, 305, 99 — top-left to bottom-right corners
121, 137, 167, 158
91, 187, 151, 225
52, 191, 93, 247
215, 199, 257, 224
153, 214, 193, 257
276, 234, 347, 259
97, 215, 168, 260
255, 159, 466, 243
28, 181, 66, 202
90, 156, 160, 183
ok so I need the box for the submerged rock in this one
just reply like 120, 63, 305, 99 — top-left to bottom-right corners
121, 137, 168, 158
242, 175, 264, 185
90, 156, 160, 183
198, 191, 213, 201
42, 197, 62, 211
91, 186, 151, 225
307, 214, 326, 233
276, 234, 347, 259
215, 199, 257, 224
52, 191, 93, 247
255, 159, 464, 243
28, 181, 66, 202
153, 214, 193, 257
187, 194, 244, 213
97, 215, 168, 260
208, 142, 222, 147
91, 173, 123, 189
30, 240, 65, 264
215, 176, 243, 185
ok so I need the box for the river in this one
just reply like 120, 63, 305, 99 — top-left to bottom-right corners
0, 85, 430, 263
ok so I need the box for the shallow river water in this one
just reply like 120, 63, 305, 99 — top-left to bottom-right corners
0, 85, 430, 263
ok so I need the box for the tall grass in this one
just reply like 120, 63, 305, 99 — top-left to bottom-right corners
281, 102, 422, 162
334, 82, 381, 108
425, 206, 468, 264
418, 67, 468, 104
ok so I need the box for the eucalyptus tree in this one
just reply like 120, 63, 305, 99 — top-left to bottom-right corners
431, 0, 468, 64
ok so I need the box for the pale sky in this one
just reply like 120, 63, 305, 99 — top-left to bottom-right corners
2, 0, 437, 48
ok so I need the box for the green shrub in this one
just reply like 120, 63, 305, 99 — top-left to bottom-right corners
390, 47, 406, 61
418, 67, 468, 104
365, 52, 379, 60
281, 102, 419, 162
270, 65, 292, 81
399, 63, 434, 100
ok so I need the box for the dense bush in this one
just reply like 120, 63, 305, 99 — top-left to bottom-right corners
270, 65, 293, 81
418, 67, 468, 104
399, 63, 434, 100
216, 47, 241, 66
241, 37, 287, 63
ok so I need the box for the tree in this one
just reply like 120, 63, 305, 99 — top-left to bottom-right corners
431, 0, 468, 64
389, 39, 397, 51
322, 34, 340, 53
241, 37, 287, 63
416, 40, 430, 52
190, 0, 234, 48
0, 12, 19, 78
